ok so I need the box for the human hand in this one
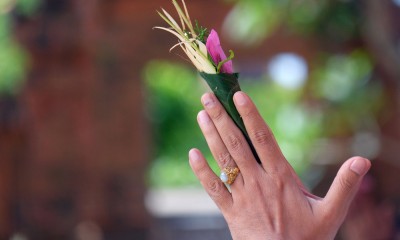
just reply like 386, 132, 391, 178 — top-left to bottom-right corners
189, 91, 371, 240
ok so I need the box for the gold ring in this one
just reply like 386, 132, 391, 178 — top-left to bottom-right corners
220, 167, 240, 185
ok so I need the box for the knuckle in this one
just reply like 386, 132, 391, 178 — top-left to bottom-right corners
322, 208, 336, 222
217, 152, 232, 167
206, 178, 225, 199
265, 169, 286, 193
245, 175, 258, 188
210, 107, 225, 122
252, 128, 271, 146
268, 161, 290, 176
227, 134, 243, 152
339, 176, 354, 193
273, 177, 286, 193
241, 106, 255, 119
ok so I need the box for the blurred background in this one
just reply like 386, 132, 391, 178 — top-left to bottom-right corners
0, 0, 399, 239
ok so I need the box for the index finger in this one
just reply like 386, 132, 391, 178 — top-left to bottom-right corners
233, 91, 289, 175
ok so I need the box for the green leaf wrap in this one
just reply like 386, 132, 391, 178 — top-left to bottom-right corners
199, 72, 261, 164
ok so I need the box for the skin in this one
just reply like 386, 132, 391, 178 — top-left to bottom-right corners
188, 91, 371, 240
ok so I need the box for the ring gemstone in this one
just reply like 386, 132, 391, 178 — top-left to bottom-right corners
219, 167, 239, 185
220, 172, 229, 183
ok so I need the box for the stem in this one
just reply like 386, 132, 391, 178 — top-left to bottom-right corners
217, 50, 235, 73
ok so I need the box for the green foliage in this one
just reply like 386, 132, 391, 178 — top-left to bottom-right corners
223, 0, 286, 46
224, 0, 361, 45
143, 61, 216, 187
0, 0, 40, 95
310, 50, 385, 137
194, 20, 209, 43
15, 0, 41, 15
0, 37, 27, 94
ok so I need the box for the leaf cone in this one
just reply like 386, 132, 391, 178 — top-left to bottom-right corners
199, 72, 261, 164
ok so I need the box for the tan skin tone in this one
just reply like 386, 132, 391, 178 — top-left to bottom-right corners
188, 91, 371, 240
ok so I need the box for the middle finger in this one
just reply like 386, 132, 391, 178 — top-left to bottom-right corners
201, 93, 259, 177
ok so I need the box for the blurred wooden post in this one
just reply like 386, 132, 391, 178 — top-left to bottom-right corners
0, 98, 22, 238
0, 129, 12, 238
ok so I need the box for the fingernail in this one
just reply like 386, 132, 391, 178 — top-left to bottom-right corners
234, 92, 247, 106
350, 158, 368, 176
197, 110, 210, 124
189, 149, 200, 162
202, 94, 215, 108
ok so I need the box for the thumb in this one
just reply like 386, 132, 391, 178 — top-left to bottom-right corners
323, 156, 371, 222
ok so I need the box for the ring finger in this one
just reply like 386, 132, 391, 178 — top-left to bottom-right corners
197, 110, 244, 187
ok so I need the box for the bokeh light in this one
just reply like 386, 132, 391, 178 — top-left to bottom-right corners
267, 53, 308, 90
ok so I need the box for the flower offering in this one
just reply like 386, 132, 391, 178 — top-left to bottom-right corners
155, 0, 260, 163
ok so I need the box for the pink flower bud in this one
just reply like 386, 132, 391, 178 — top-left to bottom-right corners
206, 29, 233, 74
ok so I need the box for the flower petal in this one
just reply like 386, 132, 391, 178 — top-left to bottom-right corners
206, 29, 233, 73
